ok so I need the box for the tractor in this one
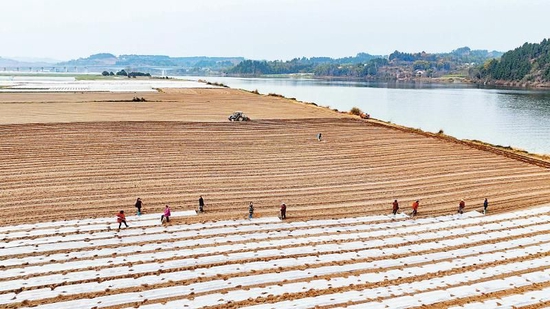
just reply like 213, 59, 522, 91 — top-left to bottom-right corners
228, 111, 250, 121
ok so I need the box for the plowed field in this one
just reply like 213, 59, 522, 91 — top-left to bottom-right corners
1, 88, 549, 225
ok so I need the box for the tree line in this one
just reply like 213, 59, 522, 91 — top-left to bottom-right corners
312, 58, 389, 77
101, 70, 151, 77
470, 38, 550, 82
226, 53, 381, 76
226, 47, 500, 79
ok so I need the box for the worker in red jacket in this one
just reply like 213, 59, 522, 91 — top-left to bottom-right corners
411, 200, 419, 217
458, 199, 465, 214
392, 200, 399, 215
116, 210, 128, 230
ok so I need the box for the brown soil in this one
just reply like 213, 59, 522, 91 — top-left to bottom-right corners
0, 89, 549, 226
0, 88, 344, 124
1, 88, 550, 308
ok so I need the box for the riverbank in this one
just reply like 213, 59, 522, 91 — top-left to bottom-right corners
478, 79, 550, 89
236, 86, 550, 162
223, 73, 474, 86
366, 117, 550, 166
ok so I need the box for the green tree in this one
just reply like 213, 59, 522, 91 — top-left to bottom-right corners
413, 60, 430, 70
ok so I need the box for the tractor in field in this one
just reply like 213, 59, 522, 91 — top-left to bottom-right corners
228, 111, 250, 121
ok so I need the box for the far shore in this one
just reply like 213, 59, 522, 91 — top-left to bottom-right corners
4, 71, 550, 89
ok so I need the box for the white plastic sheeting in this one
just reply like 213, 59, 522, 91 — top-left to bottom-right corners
2, 205, 548, 309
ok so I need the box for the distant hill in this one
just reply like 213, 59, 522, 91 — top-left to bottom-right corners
1, 47, 504, 79
226, 48, 501, 79
471, 39, 550, 84
60, 53, 118, 66
226, 53, 384, 75
0, 57, 58, 68
9, 57, 60, 64
58, 54, 244, 70
389, 47, 502, 65
0, 57, 20, 67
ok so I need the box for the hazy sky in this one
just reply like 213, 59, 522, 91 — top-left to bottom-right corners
1, 0, 549, 61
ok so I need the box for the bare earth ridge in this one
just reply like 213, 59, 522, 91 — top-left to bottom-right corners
1, 87, 550, 308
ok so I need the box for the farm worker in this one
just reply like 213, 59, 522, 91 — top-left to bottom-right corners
280, 203, 287, 220
411, 200, 419, 217
116, 210, 128, 230
392, 200, 399, 215
135, 197, 143, 216
161, 205, 171, 223
317, 133, 322, 141
248, 202, 254, 219
458, 199, 465, 214
483, 198, 489, 214
199, 196, 205, 213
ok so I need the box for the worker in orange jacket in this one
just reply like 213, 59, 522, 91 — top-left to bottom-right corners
411, 200, 419, 217
116, 210, 129, 230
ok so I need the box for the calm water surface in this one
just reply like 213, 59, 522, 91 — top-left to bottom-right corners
190, 77, 550, 155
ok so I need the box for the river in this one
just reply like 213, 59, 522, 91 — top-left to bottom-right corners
187, 76, 550, 155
